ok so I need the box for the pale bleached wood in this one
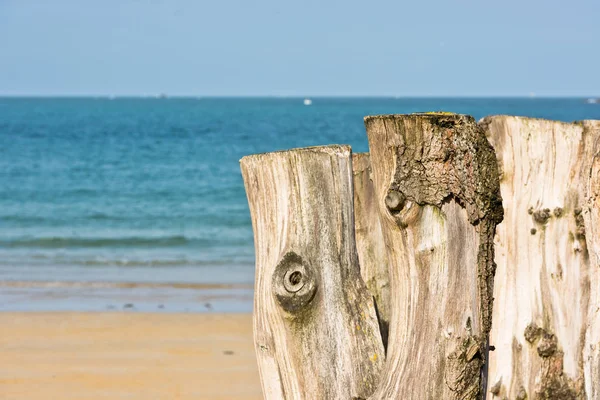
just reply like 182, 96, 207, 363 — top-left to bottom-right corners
480, 116, 600, 400
581, 120, 600, 400
240, 145, 385, 400
364, 113, 503, 399
353, 152, 391, 349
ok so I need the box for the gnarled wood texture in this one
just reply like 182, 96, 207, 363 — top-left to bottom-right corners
481, 116, 600, 400
581, 120, 600, 400
353, 152, 391, 350
240, 145, 385, 400
364, 113, 503, 399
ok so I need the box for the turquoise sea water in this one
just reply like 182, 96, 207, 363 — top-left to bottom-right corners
1, 97, 599, 311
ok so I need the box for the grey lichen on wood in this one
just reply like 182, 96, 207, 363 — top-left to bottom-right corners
240, 145, 385, 400
364, 113, 503, 399
353, 152, 391, 350
480, 116, 600, 400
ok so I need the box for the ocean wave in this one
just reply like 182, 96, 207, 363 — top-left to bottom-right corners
0, 280, 253, 290
0, 235, 193, 248
0, 215, 50, 223
78, 258, 250, 267
0, 213, 251, 226
0, 255, 255, 268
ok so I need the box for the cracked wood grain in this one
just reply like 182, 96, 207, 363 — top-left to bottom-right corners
241, 145, 385, 400
353, 152, 391, 350
480, 116, 600, 400
364, 113, 503, 400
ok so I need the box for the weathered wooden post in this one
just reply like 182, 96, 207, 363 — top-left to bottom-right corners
480, 116, 600, 400
241, 113, 599, 400
240, 145, 385, 400
364, 113, 503, 399
353, 152, 391, 349
583, 120, 600, 400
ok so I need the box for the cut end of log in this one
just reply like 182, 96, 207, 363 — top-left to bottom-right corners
240, 144, 351, 165
364, 112, 473, 124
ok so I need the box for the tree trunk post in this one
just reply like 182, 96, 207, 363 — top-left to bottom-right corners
353, 152, 391, 350
581, 120, 600, 400
480, 116, 600, 400
240, 145, 385, 400
364, 113, 503, 399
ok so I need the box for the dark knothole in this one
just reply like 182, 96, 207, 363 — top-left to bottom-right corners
272, 252, 317, 314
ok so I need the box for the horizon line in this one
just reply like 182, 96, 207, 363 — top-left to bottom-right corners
0, 94, 598, 99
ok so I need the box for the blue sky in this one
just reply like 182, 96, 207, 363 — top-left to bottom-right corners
1, 0, 599, 96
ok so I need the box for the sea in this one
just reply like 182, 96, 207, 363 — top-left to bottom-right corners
1, 97, 599, 312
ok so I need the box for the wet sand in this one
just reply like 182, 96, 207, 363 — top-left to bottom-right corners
0, 280, 254, 313
0, 313, 261, 400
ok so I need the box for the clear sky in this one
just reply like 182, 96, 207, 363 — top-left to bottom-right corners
1, 0, 599, 96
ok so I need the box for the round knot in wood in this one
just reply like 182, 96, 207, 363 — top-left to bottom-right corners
272, 252, 317, 313
385, 190, 406, 212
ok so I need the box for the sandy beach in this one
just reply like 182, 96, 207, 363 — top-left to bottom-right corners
0, 312, 261, 400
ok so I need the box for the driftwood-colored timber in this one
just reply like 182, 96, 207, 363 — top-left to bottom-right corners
240, 113, 600, 400
240, 145, 385, 400
364, 113, 503, 399
353, 152, 391, 349
480, 116, 600, 400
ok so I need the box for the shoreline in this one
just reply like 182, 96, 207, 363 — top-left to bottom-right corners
0, 312, 261, 400
0, 280, 254, 313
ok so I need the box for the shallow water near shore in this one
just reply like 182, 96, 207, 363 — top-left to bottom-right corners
1, 97, 599, 312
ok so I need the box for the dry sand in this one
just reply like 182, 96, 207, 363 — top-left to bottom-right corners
0, 313, 261, 400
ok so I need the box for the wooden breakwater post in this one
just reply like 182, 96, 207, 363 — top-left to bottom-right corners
364, 114, 503, 399
240, 113, 600, 400
480, 116, 600, 400
240, 146, 385, 399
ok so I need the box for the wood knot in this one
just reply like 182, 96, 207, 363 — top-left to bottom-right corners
524, 322, 543, 343
385, 190, 406, 213
272, 252, 317, 313
516, 386, 528, 400
537, 333, 558, 357
532, 208, 551, 224
490, 379, 502, 395
574, 208, 586, 240
384, 195, 421, 229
